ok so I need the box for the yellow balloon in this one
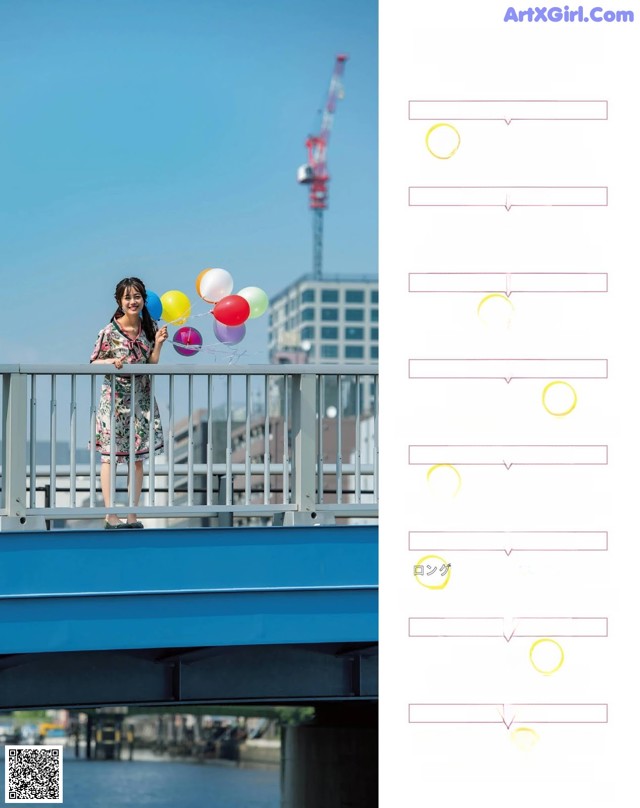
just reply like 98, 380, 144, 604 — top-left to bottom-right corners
160, 290, 191, 325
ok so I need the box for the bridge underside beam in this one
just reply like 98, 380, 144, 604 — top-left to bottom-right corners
0, 642, 378, 710
0, 525, 377, 655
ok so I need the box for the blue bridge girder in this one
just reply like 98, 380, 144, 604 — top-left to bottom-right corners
0, 525, 378, 709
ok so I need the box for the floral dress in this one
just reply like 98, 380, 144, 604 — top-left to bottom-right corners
90, 319, 164, 464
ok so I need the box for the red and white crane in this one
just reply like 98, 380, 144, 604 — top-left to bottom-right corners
297, 54, 348, 280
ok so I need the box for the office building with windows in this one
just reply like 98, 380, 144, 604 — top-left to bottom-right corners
268, 274, 378, 365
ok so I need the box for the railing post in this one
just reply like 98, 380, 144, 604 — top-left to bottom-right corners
285, 372, 318, 525
1, 372, 29, 530
217, 475, 233, 527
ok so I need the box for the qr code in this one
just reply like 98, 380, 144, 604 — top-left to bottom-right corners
4, 746, 63, 803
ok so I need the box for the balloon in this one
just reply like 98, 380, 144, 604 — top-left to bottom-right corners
173, 326, 203, 357
198, 268, 234, 304
212, 294, 250, 326
161, 290, 191, 325
237, 286, 269, 319
195, 269, 210, 297
145, 290, 162, 321
213, 320, 246, 346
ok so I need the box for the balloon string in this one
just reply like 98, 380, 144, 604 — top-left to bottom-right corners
167, 337, 255, 365
160, 310, 211, 327
160, 305, 258, 364
160, 307, 240, 328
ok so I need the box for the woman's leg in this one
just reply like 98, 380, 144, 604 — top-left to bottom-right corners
100, 462, 121, 526
127, 460, 144, 524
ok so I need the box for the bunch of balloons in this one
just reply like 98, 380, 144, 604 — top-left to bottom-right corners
145, 268, 269, 357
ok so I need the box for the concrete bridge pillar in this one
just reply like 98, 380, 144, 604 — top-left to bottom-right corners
280, 703, 377, 808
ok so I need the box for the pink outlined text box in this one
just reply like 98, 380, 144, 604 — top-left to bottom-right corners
408, 703, 608, 726
408, 358, 607, 381
408, 616, 608, 640
408, 186, 608, 208
408, 100, 608, 123
408, 530, 608, 554
409, 444, 608, 467
408, 272, 608, 294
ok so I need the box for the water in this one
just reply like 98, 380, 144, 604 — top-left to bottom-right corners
0, 748, 280, 808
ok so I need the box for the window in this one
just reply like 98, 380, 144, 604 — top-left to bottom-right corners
301, 288, 315, 303
345, 308, 364, 322
371, 308, 378, 323
321, 289, 339, 302
371, 290, 379, 303
370, 346, 379, 360
346, 289, 364, 303
321, 345, 338, 358
345, 345, 364, 359
345, 326, 364, 340
301, 308, 314, 322
321, 326, 338, 339
301, 326, 315, 340
321, 308, 338, 321
370, 327, 378, 341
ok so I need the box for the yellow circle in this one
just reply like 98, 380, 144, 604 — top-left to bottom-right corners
510, 727, 540, 750
529, 638, 565, 675
542, 380, 578, 417
476, 293, 515, 327
426, 464, 462, 497
414, 554, 452, 590
425, 123, 461, 160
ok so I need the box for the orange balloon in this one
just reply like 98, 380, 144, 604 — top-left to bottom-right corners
195, 269, 210, 297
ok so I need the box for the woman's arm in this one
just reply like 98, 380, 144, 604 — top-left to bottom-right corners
90, 327, 124, 367
148, 326, 169, 364
92, 357, 125, 368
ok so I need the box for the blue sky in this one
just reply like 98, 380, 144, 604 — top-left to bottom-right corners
0, 0, 378, 364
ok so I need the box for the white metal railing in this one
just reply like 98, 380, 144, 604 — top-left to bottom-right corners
1, 364, 378, 529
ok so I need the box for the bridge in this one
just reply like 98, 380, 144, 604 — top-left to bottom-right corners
1, 364, 378, 807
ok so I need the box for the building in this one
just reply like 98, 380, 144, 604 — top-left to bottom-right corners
229, 415, 359, 526
157, 409, 245, 528
268, 273, 378, 365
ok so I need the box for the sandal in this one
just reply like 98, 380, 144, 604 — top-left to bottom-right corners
125, 521, 144, 529
104, 520, 127, 530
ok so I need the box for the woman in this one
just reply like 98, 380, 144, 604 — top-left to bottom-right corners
90, 277, 168, 528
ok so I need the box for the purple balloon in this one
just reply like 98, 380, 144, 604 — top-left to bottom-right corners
173, 326, 203, 357
213, 320, 246, 346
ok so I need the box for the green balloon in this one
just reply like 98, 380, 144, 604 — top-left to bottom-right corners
237, 286, 269, 319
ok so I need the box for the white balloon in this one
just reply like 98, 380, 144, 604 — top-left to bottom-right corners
198, 268, 234, 303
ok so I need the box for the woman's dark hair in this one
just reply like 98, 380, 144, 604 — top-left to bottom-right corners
112, 277, 157, 343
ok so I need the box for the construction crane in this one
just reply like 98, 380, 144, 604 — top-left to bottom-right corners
297, 54, 348, 280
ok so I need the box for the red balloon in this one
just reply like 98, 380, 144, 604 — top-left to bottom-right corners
212, 295, 250, 326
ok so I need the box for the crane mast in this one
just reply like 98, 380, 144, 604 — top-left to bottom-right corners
297, 54, 348, 280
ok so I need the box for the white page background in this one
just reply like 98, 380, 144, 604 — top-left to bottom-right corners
380, 2, 639, 805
